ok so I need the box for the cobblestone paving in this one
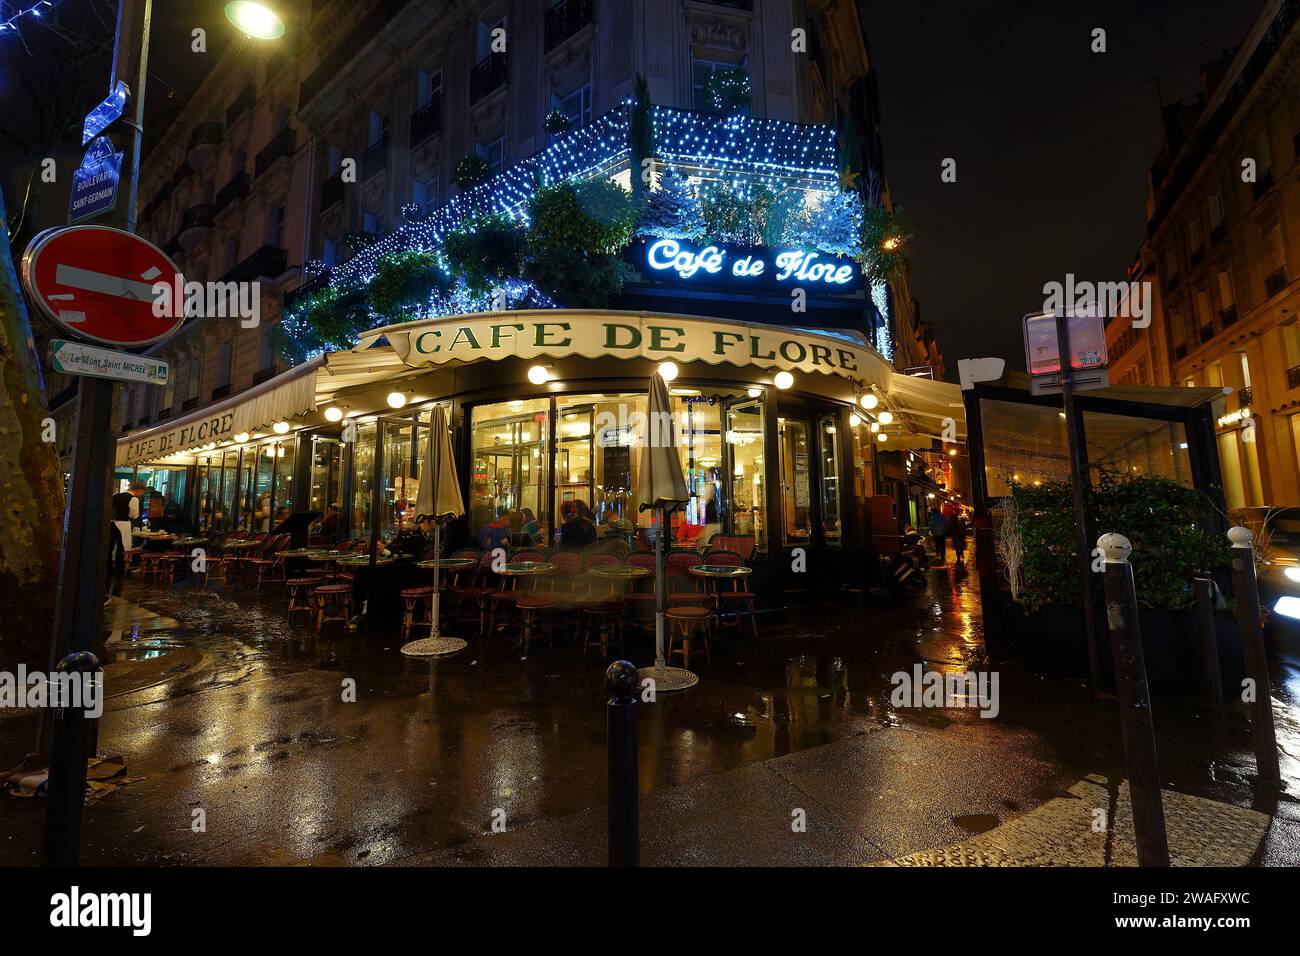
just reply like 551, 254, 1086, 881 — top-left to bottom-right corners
869, 773, 1271, 866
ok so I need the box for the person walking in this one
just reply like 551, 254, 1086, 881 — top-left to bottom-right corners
109, 487, 140, 575
928, 505, 949, 564
951, 510, 968, 567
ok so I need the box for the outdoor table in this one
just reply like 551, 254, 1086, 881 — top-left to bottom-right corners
171, 536, 208, 548
688, 564, 752, 602
416, 557, 476, 572
133, 532, 176, 553
335, 554, 397, 567
588, 564, 651, 581
495, 561, 555, 597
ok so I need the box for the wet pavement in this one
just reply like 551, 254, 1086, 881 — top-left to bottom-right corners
2, 559, 1298, 866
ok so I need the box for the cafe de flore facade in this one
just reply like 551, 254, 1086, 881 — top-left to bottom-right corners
114, 295, 966, 601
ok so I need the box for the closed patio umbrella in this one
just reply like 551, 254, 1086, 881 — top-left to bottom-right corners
636, 370, 697, 692
401, 405, 466, 657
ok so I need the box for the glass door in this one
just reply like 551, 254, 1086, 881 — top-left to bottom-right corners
777, 417, 812, 547
817, 414, 842, 545
555, 403, 593, 522
471, 401, 550, 543
723, 397, 766, 552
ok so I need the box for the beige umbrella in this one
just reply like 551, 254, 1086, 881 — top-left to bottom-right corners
402, 405, 466, 657
636, 371, 696, 692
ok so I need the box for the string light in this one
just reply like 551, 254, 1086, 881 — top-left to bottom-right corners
287, 100, 894, 361
0, 1, 59, 33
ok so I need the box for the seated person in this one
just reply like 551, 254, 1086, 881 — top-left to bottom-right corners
520, 508, 541, 541
559, 501, 598, 549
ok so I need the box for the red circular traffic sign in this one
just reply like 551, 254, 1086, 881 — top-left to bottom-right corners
21, 224, 186, 348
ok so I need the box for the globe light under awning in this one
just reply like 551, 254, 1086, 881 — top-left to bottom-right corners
224, 2, 286, 40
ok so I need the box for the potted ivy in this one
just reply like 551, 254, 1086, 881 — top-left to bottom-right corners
995, 473, 1241, 687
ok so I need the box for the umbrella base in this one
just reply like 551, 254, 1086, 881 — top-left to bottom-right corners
636, 665, 699, 693
400, 636, 468, 658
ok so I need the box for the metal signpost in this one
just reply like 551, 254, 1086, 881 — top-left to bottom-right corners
26, 0, 163, 867
1022, 310, 1108, 686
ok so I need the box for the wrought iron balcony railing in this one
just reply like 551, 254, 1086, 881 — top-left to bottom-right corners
215, 171, 248, 212
1252, 167, 1275, 202
1287, 364, 1300, 389
1219, 305, 1237, 327
470, 51, 507, 102
1265, 265, 1288, 297
220, 245, 287, 284
545, 0, 593, 52
188, 122, 223, 151
1240, 385, 1253, 406
321, 171, 344, 209
361, 135, 389, 181
410, 96, 441, 146
226, 86, 253, 126
181, 204, 215, 231
1209, 221, 1226, 245
255, 127, 296, 179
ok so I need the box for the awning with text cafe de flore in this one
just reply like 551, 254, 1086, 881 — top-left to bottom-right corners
353, 309, 895, 388
115, 356, 326, 467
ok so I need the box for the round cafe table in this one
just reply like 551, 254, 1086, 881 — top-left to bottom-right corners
688, 563, 751, 602
497, 561, 555, 580
402, 557, 480, 658
415, 557, 476, 573
588, 564, 651, 582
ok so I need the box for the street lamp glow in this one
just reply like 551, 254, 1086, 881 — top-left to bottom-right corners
233, 432, 250, 443
224, 2, 285, 40
773, 370, 794, 389
323, 406, 344, 422
859, 393, 878, 410
876, 410, 894, 425
386, 391, 408, 409
876, 432, 888, 442
528, 365, 551, 385
658, 361, 679, 381
272, 420, 290, 434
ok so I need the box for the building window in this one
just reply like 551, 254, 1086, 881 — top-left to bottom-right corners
363, 211, 384, 234
1207, 192, 1223, 229
187, 356, 201, 400
1187, 218, 1202, 252
322, 237, 338, 268
367, 111, 388, 149
417, 69, 442, 109
553, 82, 592, 132
413, 179, 439, 210
1218, 269, 1234, 307
266, 202, 285, 247
1238, 351, 1252, 390
327, 144, 343, 176
217, 343, 233, 389
1268, 223, 1286, 269
226, 238, 240, 273
1256, 129, 1273, 173
476, 17, 505, 62
477, 137, 505, 176
259, 325, 275, 371
692, 57, 747, 113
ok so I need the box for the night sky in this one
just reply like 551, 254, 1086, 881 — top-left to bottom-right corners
863, 0, 1263, 378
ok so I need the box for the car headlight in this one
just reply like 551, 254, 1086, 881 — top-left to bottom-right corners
1285, 567, 1300, 584
1275, 596, 1300, 621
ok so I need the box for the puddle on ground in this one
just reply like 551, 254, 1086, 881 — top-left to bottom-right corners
952, 813, 1001, 834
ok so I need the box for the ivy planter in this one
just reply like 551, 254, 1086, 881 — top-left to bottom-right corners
999, 594, 1245, 690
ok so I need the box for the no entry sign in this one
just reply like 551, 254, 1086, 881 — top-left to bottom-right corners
21, 224, 186, 348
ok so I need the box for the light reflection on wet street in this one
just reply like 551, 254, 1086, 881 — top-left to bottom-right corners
2, 560, 1297, 865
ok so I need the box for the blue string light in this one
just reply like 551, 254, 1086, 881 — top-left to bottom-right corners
0, 1, 59, 34
326, 101, 847, 302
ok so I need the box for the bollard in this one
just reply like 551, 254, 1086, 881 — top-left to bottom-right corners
1097, 534, 1169, 867
606, 660, 639, 867
1228, 527, 1282, 787
1193, 577, 1223, 707
41, 651, 102, 867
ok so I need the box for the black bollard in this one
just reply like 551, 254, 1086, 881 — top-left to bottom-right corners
1097, 534, 1169, 867
41, 651, 102, 867
1228, 528, 1282, 787
1193, 577, 1223, 707
606, 660, 639, 867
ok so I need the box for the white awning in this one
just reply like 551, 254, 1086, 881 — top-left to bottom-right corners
116, 357, 325, 466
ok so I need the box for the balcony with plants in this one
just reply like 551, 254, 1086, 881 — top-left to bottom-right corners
276, 91, 905, 365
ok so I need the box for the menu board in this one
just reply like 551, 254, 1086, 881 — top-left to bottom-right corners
603, 444, 631, 490
794, 452, 810, 507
